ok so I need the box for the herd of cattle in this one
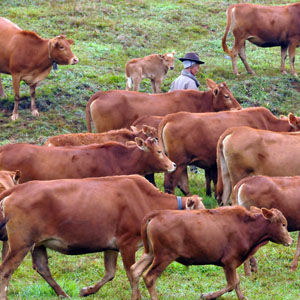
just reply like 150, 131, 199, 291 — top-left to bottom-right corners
0, 2, 300, 300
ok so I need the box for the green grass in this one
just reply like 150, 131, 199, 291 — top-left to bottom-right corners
0, 0, 300, 299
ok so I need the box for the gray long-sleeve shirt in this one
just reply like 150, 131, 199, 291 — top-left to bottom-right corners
169, 69, 200, 91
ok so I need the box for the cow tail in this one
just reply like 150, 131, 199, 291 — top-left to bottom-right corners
141, 212, 159, 254
158, 120, 168, 156
85, 94, 98, 132
221, 5, 234, 57
0, 189, 14, 241
126, 77, 132, 90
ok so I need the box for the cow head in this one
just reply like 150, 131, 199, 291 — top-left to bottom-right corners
48, 35, 79, 65
206, 79, 242, 111
185, 195, 205, 210
160, 51, 176, 71
135, 137, 176, 173
287, 113, 300, 131
0, 170, 21, 193
250, 206, 293, 247
130, 125, 157, 139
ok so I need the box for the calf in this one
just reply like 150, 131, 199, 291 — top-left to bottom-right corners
222, 3, 300, 76
0, 175, 204, 298
125, 52, 175, 93
131, 206, 292, 300
217, 126, 300, 206
0, 137, 176, 183
0, 17, 78, 120
44, 125, 157, 147
233, 175, 300, 272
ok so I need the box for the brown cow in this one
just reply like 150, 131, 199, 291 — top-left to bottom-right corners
131, 115, 163, 131
217, 126, 300, 206
85, 79, 241, 133
125, 52, 175, 93
0, 137, 176, 183
0, 175, 204, 298
233, 175, 300, 273
130, 206, 292, 300
222, 3, 300, 76
44, 125, 157, 147
0, 17, 78, 120
159, 108, 300, 196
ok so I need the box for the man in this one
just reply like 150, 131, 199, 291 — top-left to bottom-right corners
170, 52, 204, 91
170, 52, 205, 174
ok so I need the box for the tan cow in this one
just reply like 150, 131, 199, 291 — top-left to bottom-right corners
86, 79, 241, 133
159, 108, 300, 196
0, 17, 78, 120
0, 138, 176, 183
130, 206, 292, 300
222, 3, 300, 76
125, 52, 175, 93
44, 125, 157, 147
0, 175, 204, 298
233, 175, 300, 273
217, 126, 300, 206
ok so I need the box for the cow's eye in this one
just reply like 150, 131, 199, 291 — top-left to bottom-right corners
224, 94, 229, 98
157, 150, 162, 154
59, 46, 64, 50
283, 223, 286, 227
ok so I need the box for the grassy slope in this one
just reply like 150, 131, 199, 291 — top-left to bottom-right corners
0, 0, 300, 299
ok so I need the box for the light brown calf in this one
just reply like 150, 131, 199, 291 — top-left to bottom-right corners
86, 79, 241, 133
0, 17, 78, 120
125, 52, 175, 93
159, 107, 300, 197
217, 126, 300, 206
0, 175, 204, 298
44, 125, 157, 147
0, 137, 176, 183
131, 206, 292, 300
222, 3, 300, 76
233, 175, 300, 272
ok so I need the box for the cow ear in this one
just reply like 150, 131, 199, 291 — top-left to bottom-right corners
13, 170, 21, 183
213, 87, 219, 96
288, 113, 298, 128
206, 78, 217, 90
142, 125, 157, 138
135, 137, 148, 151
130, 125, 139, 133
261, 208, 274, 220
67, 39, 74, 45
250, 206, 261, 214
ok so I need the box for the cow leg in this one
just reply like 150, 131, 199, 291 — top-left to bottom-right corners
145, 173, 156, 186
238, 42, 255, 75
0, 77, 6, 98
11, 74, 21, 120
79, 250, 118, 296
288, 42, 298, 77
142, 255, 175, 300
150, 79, 156, 93
30, 83, 39, 117
164, 165, 186, 194
205, 168, 212, 197
280, 46, 288, 75
0, 242, 31, 299
131, 252, 154, 300
132, 76, 141, 91
290, 231, 300, 271
177, 167, 190, 196
154, 79, 162, 93
1, 241, 8, 262
201, 266, 245, 300
31, 245, 69, 298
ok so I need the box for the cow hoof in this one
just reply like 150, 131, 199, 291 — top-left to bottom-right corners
11, 113, 19, 121
79, 286, 95, 297
31, 109, 39, 117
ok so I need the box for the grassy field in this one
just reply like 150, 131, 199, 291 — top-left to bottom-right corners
0, 0, 300, 299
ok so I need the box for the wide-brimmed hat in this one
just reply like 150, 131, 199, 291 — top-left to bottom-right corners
179, 52, 204, 64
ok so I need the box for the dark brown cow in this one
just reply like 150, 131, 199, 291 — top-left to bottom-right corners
159, 107, 300, 196
233, 175, 300, 273
0, 17, 78, 120
0, 175, 204, 298
85, 79, 241, 133
0, 138, 176, 183
44, 125, 157, 147
130, 206, 292, 300
222, 3, 300, 76
217, 126, 300, 206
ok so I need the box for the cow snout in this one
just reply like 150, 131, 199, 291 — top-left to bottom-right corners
70, 57, 79, 65
170, 66, 174, 70
168, 162, 176, 173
